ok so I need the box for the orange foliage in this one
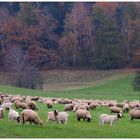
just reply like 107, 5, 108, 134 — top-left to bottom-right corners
95, 2, 119, 16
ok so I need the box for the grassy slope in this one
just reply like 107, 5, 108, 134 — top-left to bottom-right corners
0, 72, 138, 101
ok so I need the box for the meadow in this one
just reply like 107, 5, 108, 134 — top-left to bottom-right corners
0, 69, 140, 138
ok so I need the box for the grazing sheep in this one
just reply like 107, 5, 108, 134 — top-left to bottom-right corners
54, 110, 69, 124
21, 109, 43, 125
116, 103, 124, 108
64, 104, 74, 111
0, 108, 4, 118
15, 101, 29, 109
47, 110, 69, 124
45, 100, 53, 108
110, 106, 122, 114
129, 109, 140, 121
46, 111, 56, 123
8, 109, 20, 123
123, 103, 129, 113
27, 101, 38, 110
89, 102, 97, 110
73, 104, 80, 112
1, 102, 12, 110
76, 109, 91, 122
99, 113, 123, 127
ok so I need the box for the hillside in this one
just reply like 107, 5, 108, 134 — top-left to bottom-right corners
0, 69, 139, 101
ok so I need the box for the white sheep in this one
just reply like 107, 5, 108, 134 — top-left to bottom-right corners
46, 110, 69, 124
99, 113, 123, 127
8, 108, 20, 123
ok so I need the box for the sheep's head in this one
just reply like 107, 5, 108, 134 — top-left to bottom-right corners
117, 113, 124, 118
54, 110, 59, 116
16, 116, 20, 123
86, 117, 91, 122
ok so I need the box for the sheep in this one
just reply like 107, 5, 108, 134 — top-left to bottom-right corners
110, 106, 123, 114
99, 113, 123, 127
15, 101, 29, 109
21, 109, 43, 125
44, 100, 53, 108
46, 110, 69, 124
1, 102, 12, 110
78, 104, 89, 110
129, 109, 140, 121
54, 110, 69, 124
116, 103, 124, 108
64, 104, 74, 111
76, 109, 91, 122
0, 108, 4, 118
89, 102, 97, 110
123, 103, 129, 113
27, 101, 38, 110
0, 98, 2, 105
46, 111, 56, 123
8, 108, 20, 123
73, 104, 81, 112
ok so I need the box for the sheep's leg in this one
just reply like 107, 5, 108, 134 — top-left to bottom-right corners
131, 117, 133, 121
77, 117, 80, 121
110, 122, 113, 127
99, 121, 101, 126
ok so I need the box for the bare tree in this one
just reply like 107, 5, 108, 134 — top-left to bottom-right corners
4, 46, 43, 89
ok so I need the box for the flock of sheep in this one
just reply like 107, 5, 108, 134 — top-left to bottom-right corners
0, 92, 140, 127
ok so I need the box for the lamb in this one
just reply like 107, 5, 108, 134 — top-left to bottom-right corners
0, 108, 4, 118
15, 101, 29, 109
27, 101, 38, 110
8, 108, 20, 123
129, 109, 140, 121
76, 109, 91, 122
64, 104, 74, 111
21, 109, 43, 125
46, 110, 69, 124
99, 113, 123, 127
110, 106, 123, 114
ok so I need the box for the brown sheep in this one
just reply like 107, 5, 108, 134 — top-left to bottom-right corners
21, 109, 43, 125
76, 109, 91, 122
15, 101, 29, 109
129, 109, 140, 121
110, 106, 122, 114
64, 104, 74, 111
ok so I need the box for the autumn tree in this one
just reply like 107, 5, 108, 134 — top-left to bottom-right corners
59, 2, 94, 67
92, 6, 127, 69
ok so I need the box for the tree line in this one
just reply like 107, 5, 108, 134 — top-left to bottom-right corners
0, 2, 140, 70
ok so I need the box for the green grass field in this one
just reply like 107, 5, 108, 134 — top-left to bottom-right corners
0, 69, 140, 138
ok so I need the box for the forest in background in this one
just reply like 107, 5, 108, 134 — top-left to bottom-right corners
0, 2, 140, 70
